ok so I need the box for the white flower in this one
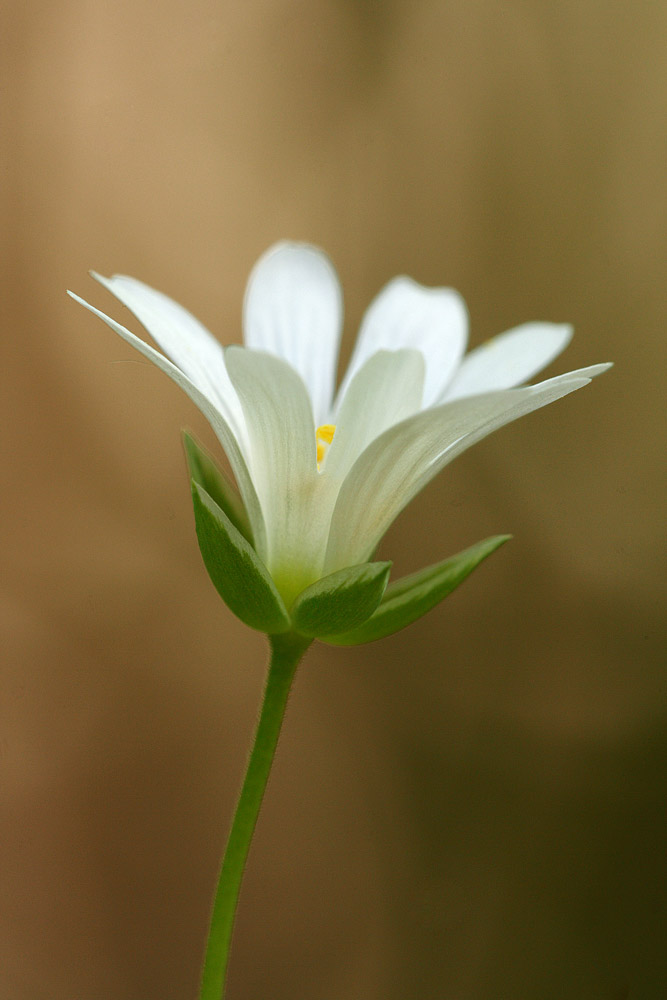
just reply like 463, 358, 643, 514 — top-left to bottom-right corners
69, 243, 610, 606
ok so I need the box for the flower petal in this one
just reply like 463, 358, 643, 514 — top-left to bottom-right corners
443, 322, 573, 400
337, 276, 467, 410
323, 348, 425, 481
224, 347, 332, 603
91, 272, 246, 445
324, 364, 611, 573
68, 290, 266, 556
243, 242, 343, 426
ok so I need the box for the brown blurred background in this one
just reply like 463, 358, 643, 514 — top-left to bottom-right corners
1, 2, 665, 998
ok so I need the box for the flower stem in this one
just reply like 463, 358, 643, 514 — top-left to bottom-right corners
199, 632, 311, 1000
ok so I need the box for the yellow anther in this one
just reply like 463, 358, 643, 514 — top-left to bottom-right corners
316, 424, 336, 468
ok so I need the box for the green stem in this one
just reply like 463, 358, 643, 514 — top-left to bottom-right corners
199, 632, 311, 1000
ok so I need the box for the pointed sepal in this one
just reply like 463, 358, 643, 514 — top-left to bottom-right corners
191, 481, 290, 634
183, 431, 252, 543
323, 535, 511, 645
291, 562, 392, 638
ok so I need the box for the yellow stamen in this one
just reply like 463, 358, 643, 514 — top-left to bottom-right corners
316, 424, 336, 468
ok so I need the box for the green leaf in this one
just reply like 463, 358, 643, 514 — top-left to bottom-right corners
191, 481, 290, 634
323, 535, 511, 646
183, 431, 252, 544
291, 562, 392, 638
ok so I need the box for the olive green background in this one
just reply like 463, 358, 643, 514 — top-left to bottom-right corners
1, 2, 665, 998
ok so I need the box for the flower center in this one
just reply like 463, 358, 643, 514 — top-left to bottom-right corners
316, 424, 336, 469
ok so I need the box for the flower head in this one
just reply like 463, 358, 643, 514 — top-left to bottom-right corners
69, 243, 610, 614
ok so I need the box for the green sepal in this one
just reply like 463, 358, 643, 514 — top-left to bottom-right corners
291, 561, 392, 638
323, 535, 511, 646
183, 430, 252, 544
191, 481, 291, 634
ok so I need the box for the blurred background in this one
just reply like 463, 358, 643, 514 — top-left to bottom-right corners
1, 1, 665, 998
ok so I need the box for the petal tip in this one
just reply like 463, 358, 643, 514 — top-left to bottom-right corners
578, 362, 614, 379
251, 239, 337, 273
89, 269, 112, 288
67, 289, 87, 306
556, 322, 574, 345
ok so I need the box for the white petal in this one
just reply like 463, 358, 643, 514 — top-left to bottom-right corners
337, 276, 468, 411
243, 242, 343, 426
68, 291, 266, 555
224, 347, 332, 602
324, 364, 612, 573
444, 322, 573, 401
92, 272, 246, 445
323, 349, 425, 482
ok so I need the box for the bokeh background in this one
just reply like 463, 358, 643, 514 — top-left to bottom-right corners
2, 2, 666, 998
